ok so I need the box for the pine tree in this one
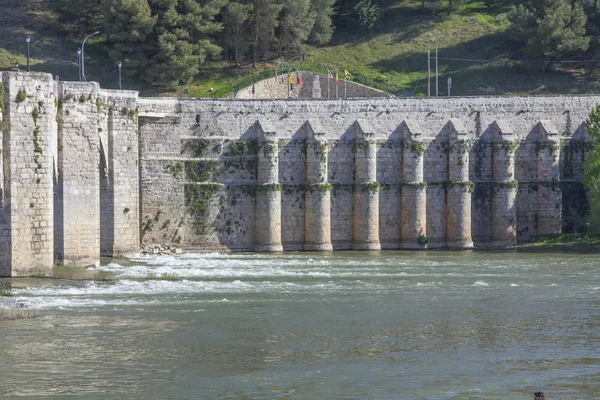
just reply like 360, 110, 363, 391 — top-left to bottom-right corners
53, 0, 104, 35
279, 0, 316, 52
144, 0, 227, 87
309, 0, 335, 45
103, 0, 157, 80
251, 0, 283, 68
223, 2, 253, 67
354, 0, 381, 32
508, 0, 589, 62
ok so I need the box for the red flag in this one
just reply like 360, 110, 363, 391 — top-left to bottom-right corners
296, 73, 301, 85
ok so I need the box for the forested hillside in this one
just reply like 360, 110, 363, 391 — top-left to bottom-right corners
2, 0, 600, 97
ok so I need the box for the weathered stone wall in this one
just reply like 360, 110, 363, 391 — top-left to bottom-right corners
137, 96, 596, 253
1, 71, 598, 275
55, 81, 101, 267
1, 72, 57, 276
1, 72, 140, 276
234, 72, 393, 100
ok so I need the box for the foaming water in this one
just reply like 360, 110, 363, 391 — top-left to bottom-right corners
1, 250, 600, 399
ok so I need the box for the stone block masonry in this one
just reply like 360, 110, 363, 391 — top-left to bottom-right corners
138, 96, 597, 254
1, 72, 139, 276
1, 71, 598, 275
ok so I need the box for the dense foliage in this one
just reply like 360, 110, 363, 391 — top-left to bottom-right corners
47, 0, 600, 89
584, 105, 600, 233
53, 0, 347, 88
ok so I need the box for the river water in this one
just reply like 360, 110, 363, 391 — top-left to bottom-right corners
0, 251, 599, 399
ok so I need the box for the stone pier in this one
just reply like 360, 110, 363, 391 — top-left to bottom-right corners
255, 120, 283, 252
353, 120, 380, 250
304, 120, 332, 251
446, 120, 474, 248
1, 71, 598, 276
401, 121, 428, 249
490, 121, 518, 247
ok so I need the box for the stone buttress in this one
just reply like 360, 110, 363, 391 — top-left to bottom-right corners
446, 119, 474, 248
55, 82, 100, 267
353, 119, 380, 250
255, 120, 283, 252
536, 121, 562, 235
401, 120, 428, 249
99, 90, 140, 257
304, 120, 332, 251
0, 72, 56, 276
490, 120, 517, 246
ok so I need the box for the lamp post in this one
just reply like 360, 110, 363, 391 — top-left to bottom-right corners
26, 35, 31, 72
81, 31, 100, 82
118, 62, 122, 90
435, 35, 443, 97
77, 48, 82, 81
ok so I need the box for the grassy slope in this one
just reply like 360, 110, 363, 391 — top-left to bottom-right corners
2, 0, 600, 97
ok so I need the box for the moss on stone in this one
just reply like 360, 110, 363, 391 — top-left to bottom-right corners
15, 89, 26, 103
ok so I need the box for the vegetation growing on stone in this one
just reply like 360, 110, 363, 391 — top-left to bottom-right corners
405, 181, 427, 190
15, 89, 26, 103
185, 160, 221, 182
182, 139, 212, 157
536, 141, 562, 160
259, 183, 283, 195
184, 183, 223, 235
493, 180, 519, 190
449, 180, 475, 193
0, 82, 5, 115
309, 183, 333, 192
223, 139, 258, 156
360, 182, 380, 193
164, 162, 183, 177
410, 141, 427, 156
31, 107, 40, 124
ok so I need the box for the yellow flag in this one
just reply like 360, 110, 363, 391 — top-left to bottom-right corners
289, 72, 293, 84
344, 70, 352, 78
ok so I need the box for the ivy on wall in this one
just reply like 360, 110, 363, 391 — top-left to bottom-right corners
185, 160, 221, 182
184, 183, 222, 235
223, 139, 258, 156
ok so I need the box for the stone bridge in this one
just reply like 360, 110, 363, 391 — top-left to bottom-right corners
0, 72, 597, 276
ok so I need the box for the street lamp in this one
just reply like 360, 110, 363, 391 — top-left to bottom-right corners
26, 35, 31, 72
77, 48, 82, 81
118, 62, 122, 90
81, 31, 100, 82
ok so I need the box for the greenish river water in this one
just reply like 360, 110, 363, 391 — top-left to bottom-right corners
1, 251, 599, 399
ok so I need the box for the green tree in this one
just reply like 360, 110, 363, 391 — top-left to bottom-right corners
104, 0, 157, 80
53, 0, 104, 35
584, 104, 600, 232
144, 0, 228, 87
223, 2, 253, 67
251, 0, 283, 68
278, 0, 316, 52
354, 0, 380, 31
309, 0, 335, 45
582, 0, 600, 51
508, 0, 589, 63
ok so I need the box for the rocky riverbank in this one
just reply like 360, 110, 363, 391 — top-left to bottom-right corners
141, 244, 184, 255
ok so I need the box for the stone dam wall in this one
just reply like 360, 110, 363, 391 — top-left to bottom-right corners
0, 72, 597, 276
